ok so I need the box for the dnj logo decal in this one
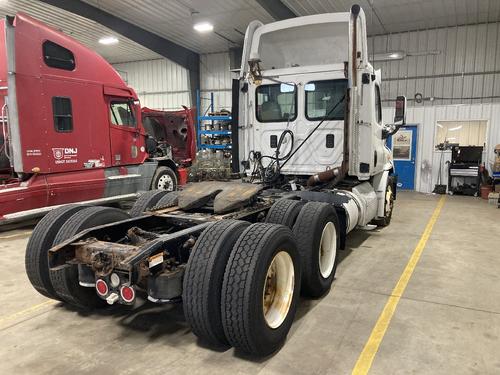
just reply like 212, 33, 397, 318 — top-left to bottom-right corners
52, 148, 64, 160
52, 148, 78, 164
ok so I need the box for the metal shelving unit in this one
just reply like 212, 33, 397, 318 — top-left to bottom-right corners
196, 90, 232, 150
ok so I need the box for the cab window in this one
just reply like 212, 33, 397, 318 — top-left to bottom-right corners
256, 84, 296, 122
52, 97, 73, 132
375, 84, 382, 124
110, 101, 136, 127
43, 41, 75, 71
305, 79, 347, 121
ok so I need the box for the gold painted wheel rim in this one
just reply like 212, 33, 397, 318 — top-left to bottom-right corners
262, 251, 295, 329
319, 221, 337, 278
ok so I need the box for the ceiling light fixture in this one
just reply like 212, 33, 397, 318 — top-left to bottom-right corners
99, 36, 119, 45
372, 51, 406, 61
193, 22, 214, 33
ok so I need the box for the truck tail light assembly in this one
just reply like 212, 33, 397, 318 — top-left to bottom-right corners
95, 279, 109, 297
120, 285, 135, 303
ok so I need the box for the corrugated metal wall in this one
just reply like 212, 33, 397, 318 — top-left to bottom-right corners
196, 22, 500, 108
199, 52, 235, 112
113, 53, 236, 112
112, 59, 191, 110
372, 23, 500, 106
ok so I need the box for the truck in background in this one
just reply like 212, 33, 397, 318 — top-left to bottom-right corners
0, 13, 195, 224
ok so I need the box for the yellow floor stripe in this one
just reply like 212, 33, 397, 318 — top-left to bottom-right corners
352, 195, 446, 375
0, 300, 56, 327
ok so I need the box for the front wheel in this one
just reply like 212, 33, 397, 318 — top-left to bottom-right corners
373, 175, 395, 227
151, 166, 177, 191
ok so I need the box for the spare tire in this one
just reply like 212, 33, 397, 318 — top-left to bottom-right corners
50, 206, 130, 309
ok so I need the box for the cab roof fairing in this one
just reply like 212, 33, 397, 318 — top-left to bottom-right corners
7, 12, 132, 96
240, 13, 350, 78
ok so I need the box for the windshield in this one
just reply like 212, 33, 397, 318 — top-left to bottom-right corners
256, 84, 297, 122
305, 79, 347, 121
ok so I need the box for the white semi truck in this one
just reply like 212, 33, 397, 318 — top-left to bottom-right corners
25, 5, 406, 356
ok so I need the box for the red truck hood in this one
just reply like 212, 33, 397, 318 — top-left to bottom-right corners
141, 106, 196, 163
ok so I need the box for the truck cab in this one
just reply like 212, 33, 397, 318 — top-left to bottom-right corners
237, 6, 399, 181
0, 13, 187, 223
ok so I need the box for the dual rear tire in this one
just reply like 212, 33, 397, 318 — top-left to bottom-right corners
25, 206, 130, 309
184, 199, 340, 356
266, 199, 340, 297
183, 221, 301, 356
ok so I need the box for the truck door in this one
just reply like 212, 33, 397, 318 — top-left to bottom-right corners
107, 96, 145, 166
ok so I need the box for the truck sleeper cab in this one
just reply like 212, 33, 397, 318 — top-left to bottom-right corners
25, 5, 406, 357
0, 13, 192, 225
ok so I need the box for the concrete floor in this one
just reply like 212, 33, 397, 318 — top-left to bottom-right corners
0, 192, 499, 374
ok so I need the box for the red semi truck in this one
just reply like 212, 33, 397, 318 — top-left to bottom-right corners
0, 13, 195, 224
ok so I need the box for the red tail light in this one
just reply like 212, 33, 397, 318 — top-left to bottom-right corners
120, 285, 135, 303
96, 279, 108, 296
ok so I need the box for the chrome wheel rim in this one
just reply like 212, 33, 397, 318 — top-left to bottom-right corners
157, 174, 174, 191
319, 222, 337, 278
262, 251, 295, 329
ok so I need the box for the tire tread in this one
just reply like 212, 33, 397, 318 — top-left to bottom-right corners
183, 219, 249, 346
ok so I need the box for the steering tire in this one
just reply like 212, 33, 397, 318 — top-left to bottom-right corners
151, 166, 177, 192
373, 175, 395, 227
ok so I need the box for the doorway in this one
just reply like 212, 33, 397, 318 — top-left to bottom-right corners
388, 125, 418, 190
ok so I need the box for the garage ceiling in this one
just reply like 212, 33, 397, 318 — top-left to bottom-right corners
81, 0, 275, 55
283, 0, 500, 35
0, 0, 499, 64
0, 0, 161, 63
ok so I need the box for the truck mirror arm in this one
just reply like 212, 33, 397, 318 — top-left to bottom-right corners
382, 123, 404, 139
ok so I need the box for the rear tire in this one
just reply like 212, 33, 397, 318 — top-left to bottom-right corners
50, 206, 131, 309
25, 205, 88, 300
265, 199, 303, 228
129, 190, 168, 217
183, 220, 250, 347
151, 191, 180, 210
221, 223, 300, 356
151, 166, 177, 191
293, 202, 340, 298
